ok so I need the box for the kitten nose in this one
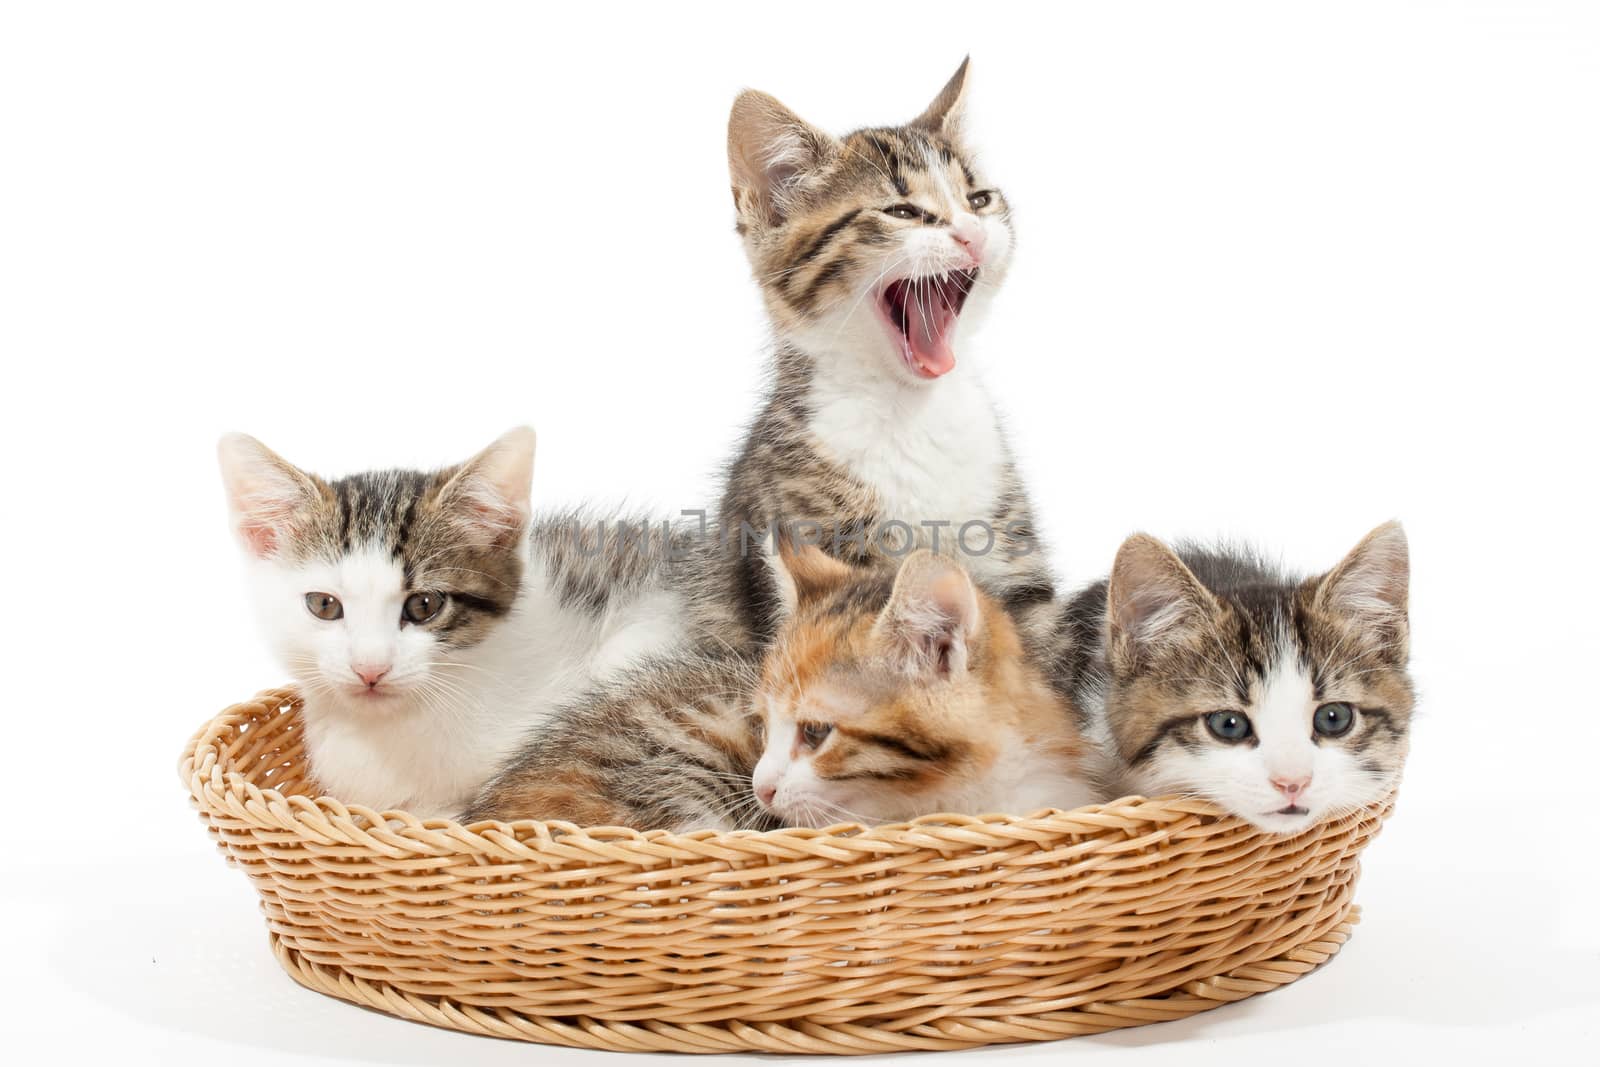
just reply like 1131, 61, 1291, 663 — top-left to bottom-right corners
1271, 775, 1312, 799
755, 784, 777, 807
950, 218, 986, 263
352, 664, 390, 688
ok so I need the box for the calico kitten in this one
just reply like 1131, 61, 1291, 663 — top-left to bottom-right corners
751, 548, 1099, 828
1056, 523, 1413, 833
711, 58, 1054, 647
217, 429, 715, 817
463, 548, 1098, 831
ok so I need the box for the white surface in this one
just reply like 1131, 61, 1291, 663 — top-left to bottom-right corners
2, 1, 1597, 1062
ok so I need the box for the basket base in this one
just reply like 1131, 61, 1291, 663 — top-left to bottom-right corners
265, 907, 1360, 1055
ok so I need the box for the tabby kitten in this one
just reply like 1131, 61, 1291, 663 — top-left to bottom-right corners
1055, 523, 1413, 832
464, 61, 1064, 828
710, 58, 1054, 647
218, 429, 707, 817
463, 548, 1098, 831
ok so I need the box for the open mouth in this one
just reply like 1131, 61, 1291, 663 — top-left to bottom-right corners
877, 268, 977, 380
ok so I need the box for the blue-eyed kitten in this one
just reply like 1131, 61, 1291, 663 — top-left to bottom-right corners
1057, 523, 1413, 832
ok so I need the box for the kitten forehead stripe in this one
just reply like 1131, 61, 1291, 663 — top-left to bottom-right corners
792, 208, 864, 269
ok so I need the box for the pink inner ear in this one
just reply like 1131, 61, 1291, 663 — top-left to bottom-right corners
453, 489, 524, 547
928, 572, 975, 625
238, 520, 279, 558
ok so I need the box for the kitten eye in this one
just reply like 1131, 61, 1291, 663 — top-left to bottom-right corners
968, 191, 993, 209
799, 722, 834, 749
1313, 701, 1356, 737
1203, 710, 1254, 742
402, 592, 446, 624
883, 204, 922, 221
304, 593, 343, 621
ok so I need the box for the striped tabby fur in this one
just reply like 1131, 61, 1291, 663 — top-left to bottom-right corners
461, 654, 773, 831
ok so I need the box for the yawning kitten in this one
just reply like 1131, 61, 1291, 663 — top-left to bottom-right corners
462, 548, 1098, 831
712, 58, 1055, 645
1056, 523, 1413, 832
217, 428, 710, 817
465, 61, 1066, 830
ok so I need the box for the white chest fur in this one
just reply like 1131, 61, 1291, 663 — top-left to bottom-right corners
804, 365, 1007, 539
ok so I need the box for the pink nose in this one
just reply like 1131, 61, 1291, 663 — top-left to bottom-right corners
1271, 775, 1311, 799
951, 219, 986, 262
755, 784, 776, 807
353, 665, 390, 688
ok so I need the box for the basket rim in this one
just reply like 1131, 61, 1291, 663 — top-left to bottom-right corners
181, 686, 1391, 864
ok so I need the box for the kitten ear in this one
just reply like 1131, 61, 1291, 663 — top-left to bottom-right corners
436, 426, 536, 547
728, 89, 841, 227
911, 56, 970, 137
1314, 521, 1410, 634
773, 540, 857, 614
1106, 534, 1218, 673
875, 551, 982, 677
217, 433, 325, 559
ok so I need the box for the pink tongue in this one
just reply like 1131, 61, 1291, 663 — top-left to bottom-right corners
905, 297, 957, 378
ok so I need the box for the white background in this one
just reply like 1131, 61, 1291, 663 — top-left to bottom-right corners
2, 1, 1596, 1063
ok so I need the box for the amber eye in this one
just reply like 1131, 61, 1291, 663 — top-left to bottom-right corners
1313, 702, 1356, 738
799, 722, 834, 749
968, 191, 993, 209
304, 593, 343, 621
883, 203, 922, 221
1204, 710, 1254, 742
402, 592, 446, 624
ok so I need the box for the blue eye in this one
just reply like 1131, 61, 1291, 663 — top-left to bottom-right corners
1314, 702, 1356, 737
1204, 710, 1253, 742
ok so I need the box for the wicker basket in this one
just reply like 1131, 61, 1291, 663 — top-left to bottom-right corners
180, 688, 1393, 1055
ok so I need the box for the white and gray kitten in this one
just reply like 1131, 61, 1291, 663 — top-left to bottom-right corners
217, 428, 712, 817
1054, 523, 1414, 832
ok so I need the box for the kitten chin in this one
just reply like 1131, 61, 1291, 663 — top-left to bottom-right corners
218, 429, 716, 817
1056, 522, 1414, 833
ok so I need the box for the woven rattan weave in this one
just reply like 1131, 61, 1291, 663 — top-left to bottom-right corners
181, 688, 1391, 1054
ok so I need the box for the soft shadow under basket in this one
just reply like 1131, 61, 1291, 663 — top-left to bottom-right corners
180, 687, 1393, 1055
